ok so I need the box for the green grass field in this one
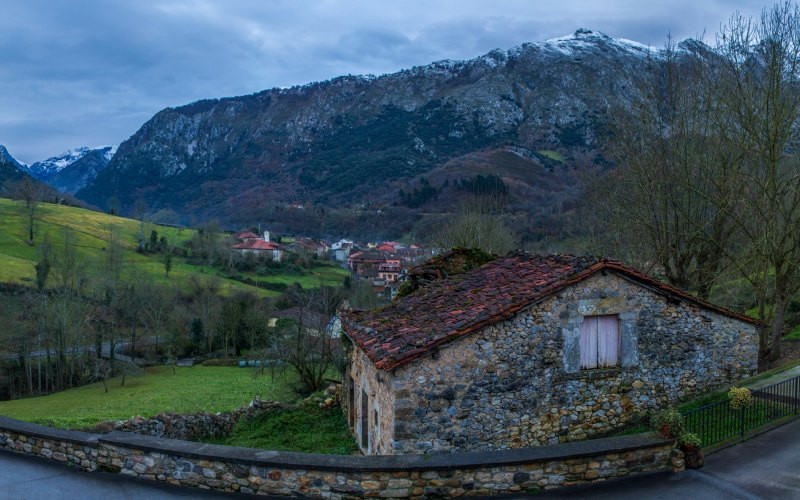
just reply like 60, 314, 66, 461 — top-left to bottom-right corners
537, 150, 566, 163
0, 365, 299, 429
0, 198, 346, 295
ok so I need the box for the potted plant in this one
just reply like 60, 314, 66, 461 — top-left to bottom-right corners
678, 432, 704, 469
650, 408, 685, 439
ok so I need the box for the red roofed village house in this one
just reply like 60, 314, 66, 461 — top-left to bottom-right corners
232, 239, 283, 261
339, 252, 760, 455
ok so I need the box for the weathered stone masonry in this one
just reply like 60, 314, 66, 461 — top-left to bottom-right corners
347, 271, 759, 455
0, 415, 683, 498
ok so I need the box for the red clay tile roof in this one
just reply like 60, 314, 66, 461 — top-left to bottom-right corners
236, 231, 260, 240
232, 239, 281, 250
341, 253, 763, 371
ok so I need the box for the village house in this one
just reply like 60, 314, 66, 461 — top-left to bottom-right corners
339, 252, 760, 456
331, 239, 354, 262
289, 237, 328, 257
377, 262, 402, 283
348, 250, 401, 277
235, 231, 261, 242
232, 231, 283, 261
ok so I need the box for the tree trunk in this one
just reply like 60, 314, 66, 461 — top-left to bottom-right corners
770, 293, 788, 362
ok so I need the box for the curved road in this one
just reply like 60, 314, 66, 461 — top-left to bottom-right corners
540, 417, 800, 499
1, 419, 799, 499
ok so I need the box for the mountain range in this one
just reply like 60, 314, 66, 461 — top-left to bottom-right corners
22, 146, 116, 194
20, 30, 706, 241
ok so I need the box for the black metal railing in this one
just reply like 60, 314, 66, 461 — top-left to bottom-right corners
682, 375, 800, 447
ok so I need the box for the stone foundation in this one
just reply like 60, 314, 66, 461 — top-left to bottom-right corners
0, 415, 683, 498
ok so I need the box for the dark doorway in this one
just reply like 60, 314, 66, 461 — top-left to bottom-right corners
348, 377, 355, 428
360, 389, 369, 449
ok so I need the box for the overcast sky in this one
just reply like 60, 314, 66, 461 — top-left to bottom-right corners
0, 0, 768, 163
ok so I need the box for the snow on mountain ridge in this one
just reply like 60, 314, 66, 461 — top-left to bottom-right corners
544, 29, 656, 56
26, 145, 116, 179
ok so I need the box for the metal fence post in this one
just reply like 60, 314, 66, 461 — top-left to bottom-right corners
740, 404, 746, 437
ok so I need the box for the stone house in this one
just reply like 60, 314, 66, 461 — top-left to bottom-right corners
339, 252, 760, 456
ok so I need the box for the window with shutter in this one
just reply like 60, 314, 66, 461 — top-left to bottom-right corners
580, 315, 620, 369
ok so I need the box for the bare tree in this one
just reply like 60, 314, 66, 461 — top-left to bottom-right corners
601, 3, 800, 360
275, 286, 344, 394
597, 39, 741, 297
48, 229, 91, 389
133, 199, 148, 252
188, 276, 221, 353
433, 195, 517, 254
711, 2, 800, 360
9, 177, 46, 244
142, 282, 172, 352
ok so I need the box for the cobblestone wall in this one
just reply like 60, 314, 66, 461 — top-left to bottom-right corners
90, 399, 288, 441
0, 416, 683, 498
98, 438, 681, 497
0, 420, 98, 471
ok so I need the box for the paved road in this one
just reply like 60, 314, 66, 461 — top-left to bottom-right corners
539, 417, 800, 499
1, 340, 143, 364
0, 451, 243, 500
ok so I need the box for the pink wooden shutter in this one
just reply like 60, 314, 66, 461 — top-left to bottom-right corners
580, 317, 598, 369
597, 316, 620, 367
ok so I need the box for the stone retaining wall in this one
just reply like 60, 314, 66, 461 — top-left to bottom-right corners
90, 399, 289, 441
0, 415, 683, 498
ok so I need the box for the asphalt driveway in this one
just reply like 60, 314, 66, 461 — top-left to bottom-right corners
540, 417, 800, 499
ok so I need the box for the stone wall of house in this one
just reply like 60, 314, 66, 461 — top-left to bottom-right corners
389, 272, 759, 454
90, 399, 288, 441
0, 415, 683, 498
345, 347, 395, 455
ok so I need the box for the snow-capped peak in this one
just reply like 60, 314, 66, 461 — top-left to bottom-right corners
545, 29, 655, 56
25, 145, 116, 179
101, 145, 118, 162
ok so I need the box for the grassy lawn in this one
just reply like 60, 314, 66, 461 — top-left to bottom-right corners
786, 325, 800, 340
537, 150, 566, 163
232, 264, 349, 289
206, 401, 357, 455
683, 396, 797, 447
0, 365, 299, 429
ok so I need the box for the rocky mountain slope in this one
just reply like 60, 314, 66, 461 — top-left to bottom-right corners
0, 145, 28, 192
75, 30, 703, 240
25, 146, 115, 193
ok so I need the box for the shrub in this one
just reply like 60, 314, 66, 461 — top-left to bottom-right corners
202, 358, 240, 367
650, 407, 685, 438
728, 386, 753, 410
677, 432, 702, 449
